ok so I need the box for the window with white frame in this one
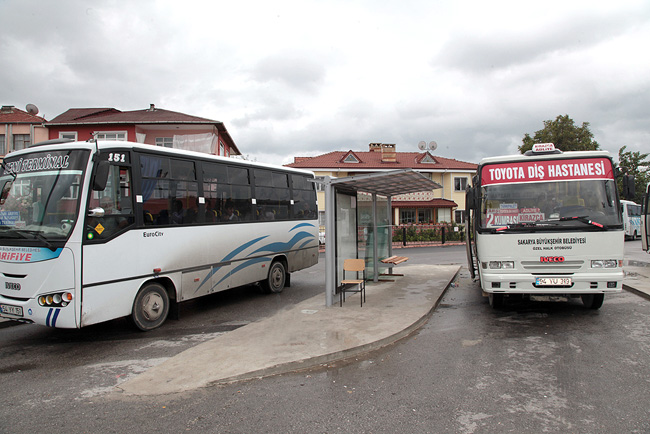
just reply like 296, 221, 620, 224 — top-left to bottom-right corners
0, 134, 5, 154
219, 141, 224, 156
95, 131, 127, 141
454, 177, 468, 192
59, 132, 77, 141
455, 209, 466, 223
155, 137, 173, 148
400, 209, 416, 224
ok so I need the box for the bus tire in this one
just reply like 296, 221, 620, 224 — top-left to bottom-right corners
131, 282, 170, 331
581, 293, 604, 310
263, 260, 286, 294
489, 293, 503, 309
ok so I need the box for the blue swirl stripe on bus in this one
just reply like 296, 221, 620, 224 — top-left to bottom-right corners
46, 307, 60, 327
290, 222, 315, 231
195, 236, 270, 293
248, 231, 314, 256
213, 256, 271, 288
193, 226, 316, 294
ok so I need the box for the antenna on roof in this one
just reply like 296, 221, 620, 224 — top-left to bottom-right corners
428, 141, 437, 151
25, 104, 39, 115
418, 141, 427, 150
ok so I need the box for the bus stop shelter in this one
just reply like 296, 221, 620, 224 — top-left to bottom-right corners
319, 169, 442, 306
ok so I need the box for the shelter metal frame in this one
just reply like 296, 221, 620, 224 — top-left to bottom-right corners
317, 169, 442, 306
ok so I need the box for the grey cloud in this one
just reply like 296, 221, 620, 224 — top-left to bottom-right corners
250, 54, 326, 92
434, 10, 644, 73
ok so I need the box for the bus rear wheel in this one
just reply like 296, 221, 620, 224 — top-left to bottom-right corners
131, 282, 170, 331
262, 261, 286, 293
581, 293, 604, 310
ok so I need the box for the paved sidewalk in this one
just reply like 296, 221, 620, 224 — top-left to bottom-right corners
623, 261, 650, 301
113, 264, 461, 397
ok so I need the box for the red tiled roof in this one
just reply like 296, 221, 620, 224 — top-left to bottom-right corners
391, 198, 458, 208
47, 106, 221, 125
286, 150, 477, 170
46, 105, 240, 155
0, 106, 46, 124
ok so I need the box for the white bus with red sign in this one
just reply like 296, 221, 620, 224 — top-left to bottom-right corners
465, 143, 624, 309
0, 140, 319, 330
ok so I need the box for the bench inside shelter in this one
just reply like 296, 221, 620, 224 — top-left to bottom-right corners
380, 255, 409, 280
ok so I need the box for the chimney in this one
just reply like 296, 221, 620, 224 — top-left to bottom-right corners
368, 143, 382, 152
1, 106, 15, 114
149, 104, 155, 111
380, 143, 397, 163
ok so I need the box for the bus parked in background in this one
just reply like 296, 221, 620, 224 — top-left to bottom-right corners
0, 140, 319, 330
642, 183, 650, 252
621, 200, 641, 240
466, 143, 624, 309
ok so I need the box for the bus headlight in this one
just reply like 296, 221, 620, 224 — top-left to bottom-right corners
488, 261, 514, 269
37, 292, 73, 307
591, 260, 618, 268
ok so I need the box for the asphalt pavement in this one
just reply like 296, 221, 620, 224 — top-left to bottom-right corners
2, 257, 650, 398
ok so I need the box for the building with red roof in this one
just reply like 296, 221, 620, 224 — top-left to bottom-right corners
0, 105, 48, 158
286, 143, 477, 225
45, 104, 240, 157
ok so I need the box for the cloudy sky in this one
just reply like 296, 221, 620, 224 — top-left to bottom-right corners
2, 0, 649, 166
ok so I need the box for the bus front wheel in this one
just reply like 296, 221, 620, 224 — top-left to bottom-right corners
489, 293, 504, 309
262, 261, 286, 294
131, 282, 170, 331
581, 293, 604, 310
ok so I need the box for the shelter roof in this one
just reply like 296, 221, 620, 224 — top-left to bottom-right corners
323, 169, 442, 197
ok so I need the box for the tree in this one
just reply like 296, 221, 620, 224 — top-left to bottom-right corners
617, 145, 650, 204
519, 114, 600, 153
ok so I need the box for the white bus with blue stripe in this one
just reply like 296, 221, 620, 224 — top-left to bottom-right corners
620, 200, 641, 240
0, 140, 319, 330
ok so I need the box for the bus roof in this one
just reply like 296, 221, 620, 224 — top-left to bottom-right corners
18, 139, 315, 176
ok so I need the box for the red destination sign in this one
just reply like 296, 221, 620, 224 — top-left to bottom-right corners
481, 157, 613, 186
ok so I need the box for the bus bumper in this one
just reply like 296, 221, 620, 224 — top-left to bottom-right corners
0, 295, 78, 328
479, 270, 624, 294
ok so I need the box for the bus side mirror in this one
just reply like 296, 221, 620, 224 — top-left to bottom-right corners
93, 160, 110, 191
465, 187, 477, 210
623, 174, 635, 200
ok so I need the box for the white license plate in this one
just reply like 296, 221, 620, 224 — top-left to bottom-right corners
536, 277, 572, 287
0, 304, 23, 317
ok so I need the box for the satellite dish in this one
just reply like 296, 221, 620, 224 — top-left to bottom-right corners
428, 141, 438, 151
418, 141, 427, 150
26, 104, 39, 115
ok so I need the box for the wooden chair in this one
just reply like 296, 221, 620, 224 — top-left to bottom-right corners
340, 259, 366, 307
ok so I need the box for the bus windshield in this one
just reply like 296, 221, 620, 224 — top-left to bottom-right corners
480, 179, 621, 230
0, 150, 90, 242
